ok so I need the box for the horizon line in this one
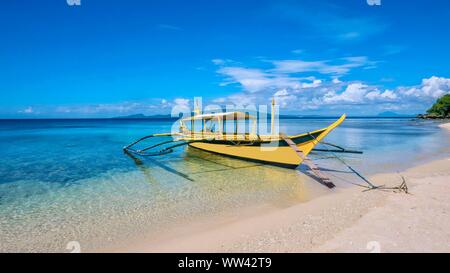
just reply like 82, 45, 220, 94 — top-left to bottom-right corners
0, 115, 419, 121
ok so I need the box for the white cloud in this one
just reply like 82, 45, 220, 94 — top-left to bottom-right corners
218, 67, 272, 93
272, 60, 325, 74
366, 89, 397, 101
399, 76, 450, 99
323, 83, 368, 104
302, 79, 322, 88
227, 93, 259, 106
272, 56, 375, 75
210, 56, 450, 114
18, 107, 34, 114
167, 57, 450, 115
217, 67, 301, 93
421, 76, 450, 98
274, 89, 289, 96
212, 59, 225, 65
213, 75, 448, 112
173, 98, 190, 107
273, 89, 297, 107
214, 56, 372, 94
332, 77, 342, 84
315, 76, 449, 110
211, 58, 235, 66
211, 59, 225, 65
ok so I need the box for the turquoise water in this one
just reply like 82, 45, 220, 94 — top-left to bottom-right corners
0, 118, 449, 252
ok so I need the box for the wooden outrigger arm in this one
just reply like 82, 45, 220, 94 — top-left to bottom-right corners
123, 133, 175, 150
313, 142, 363, 154
122, 132, 193, 156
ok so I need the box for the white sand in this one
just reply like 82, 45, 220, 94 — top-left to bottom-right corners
439, 122, 450, 130
316, 158, 450, 252
112, 124, 450, 253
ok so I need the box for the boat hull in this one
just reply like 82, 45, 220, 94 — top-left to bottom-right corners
189, 141, 314, 168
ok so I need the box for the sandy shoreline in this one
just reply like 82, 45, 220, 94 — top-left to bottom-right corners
111, 123, 450, 253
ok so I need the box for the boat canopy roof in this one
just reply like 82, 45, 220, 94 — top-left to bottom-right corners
182, 111, 256, 121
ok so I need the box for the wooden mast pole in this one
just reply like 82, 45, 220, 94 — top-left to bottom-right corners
193, 97, 201, 139
218, 116, 223, 139
271, 97, 275, 136
234, 112, 238, 141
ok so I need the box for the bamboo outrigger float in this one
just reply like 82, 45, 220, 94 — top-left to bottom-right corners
124, 99, 346, 173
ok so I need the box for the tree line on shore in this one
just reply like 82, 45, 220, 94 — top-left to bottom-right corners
418, 94, 450, 119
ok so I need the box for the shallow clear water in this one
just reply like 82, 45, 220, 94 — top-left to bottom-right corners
0, 118, 449, 252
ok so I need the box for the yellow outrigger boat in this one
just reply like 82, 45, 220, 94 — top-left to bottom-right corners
124, 99, 346, 170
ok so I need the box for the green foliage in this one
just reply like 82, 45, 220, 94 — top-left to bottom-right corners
426, 94, 450, 117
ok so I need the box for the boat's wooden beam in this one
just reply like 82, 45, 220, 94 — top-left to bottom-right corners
280, 134, 335, 189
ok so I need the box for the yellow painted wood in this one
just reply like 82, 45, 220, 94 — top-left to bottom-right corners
189, 141, 315, 166
188, 114, 346, 167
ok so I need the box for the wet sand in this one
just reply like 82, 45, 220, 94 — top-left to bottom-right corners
111, 123, 450, 253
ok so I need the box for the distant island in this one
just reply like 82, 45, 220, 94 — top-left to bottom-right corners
377, 111, 411, 118
111, 114, 180, 120
418, 94, 450, 119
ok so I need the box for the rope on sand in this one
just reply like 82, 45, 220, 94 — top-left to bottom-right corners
362, 175, 409, 194
309, 135, 409, 193
332, 152, 409, 193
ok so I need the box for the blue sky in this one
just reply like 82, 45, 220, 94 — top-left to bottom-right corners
1, 0, 450, 118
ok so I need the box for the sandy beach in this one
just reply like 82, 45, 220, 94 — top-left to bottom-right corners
113, 123, 450, 253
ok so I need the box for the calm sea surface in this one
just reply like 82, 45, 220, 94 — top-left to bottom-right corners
0, 118, 449, 252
